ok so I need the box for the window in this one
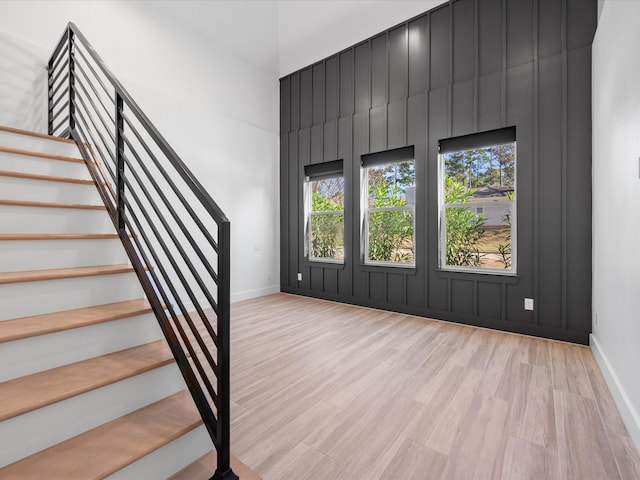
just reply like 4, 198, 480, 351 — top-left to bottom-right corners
438, 127, 516, 274
362, 147, 415, 266
304, 160, 344, 263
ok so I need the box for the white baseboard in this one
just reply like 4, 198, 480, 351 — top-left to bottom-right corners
231, 285, 280, 303
178, 285, 280, 313
590, 334, 640, 453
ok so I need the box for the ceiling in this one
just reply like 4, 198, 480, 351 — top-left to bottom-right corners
149, 0, 447, 77
277, 0, 447, 76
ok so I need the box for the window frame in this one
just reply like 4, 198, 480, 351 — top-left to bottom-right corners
437, 129, 517, 276
361, 147, 416, 268
303, 160, 345, 264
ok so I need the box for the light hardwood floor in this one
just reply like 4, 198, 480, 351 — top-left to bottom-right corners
226, 293, 640, 480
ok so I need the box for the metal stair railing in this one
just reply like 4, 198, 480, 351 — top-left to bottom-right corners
47, 22, 237, 480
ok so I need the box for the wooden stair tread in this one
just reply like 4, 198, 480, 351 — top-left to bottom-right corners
0, 299, 152, 344
0, 199, 105, 210
0, 233, 118, 241
0, 391, 201, 479
0, 145, 83, 164
0, 264, 134, 286
0, 125, 76, 144
170, 451, 262, 480
0, 169, 95, 185
0, 340, 173, 422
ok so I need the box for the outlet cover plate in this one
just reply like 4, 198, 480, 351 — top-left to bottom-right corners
524, 298, 534, 311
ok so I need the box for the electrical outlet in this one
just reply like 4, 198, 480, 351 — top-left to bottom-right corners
297, 272, 303, 281
524, 298, 534, 311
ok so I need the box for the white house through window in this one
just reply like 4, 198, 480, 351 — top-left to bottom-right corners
438, 127, 516, 274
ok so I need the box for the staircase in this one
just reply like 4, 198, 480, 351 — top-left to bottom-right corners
0, 125, 214, 478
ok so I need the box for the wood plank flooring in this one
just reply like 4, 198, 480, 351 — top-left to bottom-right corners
228, 293, 640, 480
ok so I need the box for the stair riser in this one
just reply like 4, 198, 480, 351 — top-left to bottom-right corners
107, 425, 211, 480
0, 238, 128, 272
0, 151, 91, 179
0, 364, 187, 468
0, 130, 80, 157
0, 313, 162, 382
0, 272, 145, 321
0, 204, 114, 234
0, 176, 102, 204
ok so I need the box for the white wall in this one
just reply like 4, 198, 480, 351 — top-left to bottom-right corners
592, 0, 640, 452
0, 31, 48, 130
0, 0, 280, 302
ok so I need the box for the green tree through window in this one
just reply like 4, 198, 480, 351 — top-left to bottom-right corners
364, 160, 415, 265
306, 176, 344, 261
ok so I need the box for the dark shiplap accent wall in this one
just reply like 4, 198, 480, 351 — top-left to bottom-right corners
279, 0, 596, 344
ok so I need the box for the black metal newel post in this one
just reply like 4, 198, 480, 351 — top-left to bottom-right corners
213, 220, 237, 480
115, 92, 125, 231
67, 27, 76, 137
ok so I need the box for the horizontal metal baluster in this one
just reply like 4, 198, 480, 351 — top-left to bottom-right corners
50, 93, 68, 116
122, 131, 221, 307
125, 102, 228, 225
75, 46, 114, 100
51, 73, 69, 100
75, 63, 115, 123
51, 118, 69, 137
113, 193, 221, 445
49, 60, 69, 89
73, 118, 118, 214
73, 113, 116, 179
50, 105, 67, 125
51, 95, 69, 120
75, 126, 221, 427
50, 55, 67, 82
51, 108, 68, 126
118, 151, 221, 355
49, 51, 68, 85
73, 122, 117, 207
116, 183, 220, 403
73, 99, 116, 165
74, 78, 116, 145
122, 114, 220, 252
116, 143, 222, 374
47, 27, 69, 135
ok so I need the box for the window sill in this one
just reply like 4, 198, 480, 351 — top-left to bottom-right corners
303, 259, 346, 270
436, 268, 520, 283
359, 262, 418, 275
